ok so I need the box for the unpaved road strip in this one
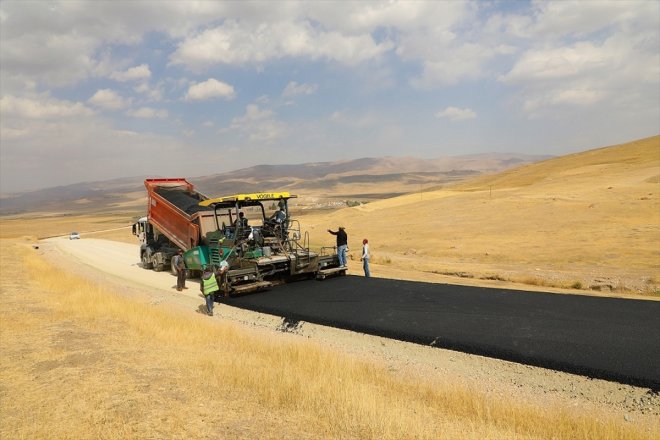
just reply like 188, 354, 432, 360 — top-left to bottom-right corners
46, 237, 189, 293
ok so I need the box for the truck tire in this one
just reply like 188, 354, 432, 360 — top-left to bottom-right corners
154, 263, 165, 272
141, 252, 153, 270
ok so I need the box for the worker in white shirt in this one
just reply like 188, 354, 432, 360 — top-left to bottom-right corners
361, 238, 370, 277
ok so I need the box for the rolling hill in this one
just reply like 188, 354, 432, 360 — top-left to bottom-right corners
303, 136, 660, 293
0, 153, 547, 215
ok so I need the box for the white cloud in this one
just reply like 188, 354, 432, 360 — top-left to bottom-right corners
126, 107, 168, 119
133, 82, 164, 101
385, 4, 509, 88
247, 121, 285, 142
282, 81, 318, 97
329, 110, 377, 128
501, 42, 612, 83
0, 95, 93, 119
240, 104, 273, 122
170, 20, 392, 69
0, 126, 28, 140
0, 116, 195, 192
0, 1, 230, 88
492, 1, 659, 117
529, 1, 655, 39
435, 106, 476, 121
110, 64, 151, 82
88, 89, 131, 110
410, 43, 501, 87
307, 1, 469, 35
185, 78, 236, 101
222, 104, 285, 142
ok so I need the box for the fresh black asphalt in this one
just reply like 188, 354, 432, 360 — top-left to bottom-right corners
219, 275, 660, 390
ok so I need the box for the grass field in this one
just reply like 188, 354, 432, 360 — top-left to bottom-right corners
1, 239, 656, 440
0, 212, 139, 240
305, 136, 660, 296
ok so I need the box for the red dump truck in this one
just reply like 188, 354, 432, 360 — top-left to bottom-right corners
133, 178, 345, 295
132, 178, 216, 272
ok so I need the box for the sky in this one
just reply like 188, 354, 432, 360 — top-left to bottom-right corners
1, 0, 658, 193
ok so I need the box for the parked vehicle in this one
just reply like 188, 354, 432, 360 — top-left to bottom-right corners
69, 232, 80, 240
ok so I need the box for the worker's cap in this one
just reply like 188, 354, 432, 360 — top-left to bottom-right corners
338, 226, 345, 230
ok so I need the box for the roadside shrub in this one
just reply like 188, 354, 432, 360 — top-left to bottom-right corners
372, 254, 392, 265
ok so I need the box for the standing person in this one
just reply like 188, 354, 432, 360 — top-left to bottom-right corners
277, 196, 287, 217
200, 266, 219, 316
270, 207, 287, 239
235, 211, 248, 227
361, 238, 370, 277
328, 226, 348, 267
272, 207, 286, 224
173, 249, 187, 291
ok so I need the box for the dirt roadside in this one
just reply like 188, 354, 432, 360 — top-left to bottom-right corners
40, 237, 659, 429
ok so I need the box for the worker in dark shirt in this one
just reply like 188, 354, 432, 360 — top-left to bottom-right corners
173, 249, 187, 291
235, 211, 248, 227
327, 226, 348, 267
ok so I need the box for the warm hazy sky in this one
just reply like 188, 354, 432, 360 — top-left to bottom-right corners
1, 1, 658, 192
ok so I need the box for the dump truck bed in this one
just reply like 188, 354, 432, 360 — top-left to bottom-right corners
145, 178, 211, 251
155, 187, 213, 215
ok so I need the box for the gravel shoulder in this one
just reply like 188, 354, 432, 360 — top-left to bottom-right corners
44, 237, 660, 428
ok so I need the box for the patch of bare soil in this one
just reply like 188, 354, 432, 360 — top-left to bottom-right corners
40, 238, 660, 431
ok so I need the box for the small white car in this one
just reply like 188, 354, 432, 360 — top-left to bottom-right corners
69, 232, 81, 240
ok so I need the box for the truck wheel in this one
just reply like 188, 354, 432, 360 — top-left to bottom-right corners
141, 253, 153, 270
154, 263, 164, 272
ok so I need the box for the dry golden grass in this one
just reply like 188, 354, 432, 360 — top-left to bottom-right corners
304, 136, 660, 296
88, 225, 138, 244
0, 213, 137, 240
0, 239, 656, 440
454, 135, 659, 191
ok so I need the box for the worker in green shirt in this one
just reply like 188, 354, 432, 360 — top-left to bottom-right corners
200, 262, 228, 316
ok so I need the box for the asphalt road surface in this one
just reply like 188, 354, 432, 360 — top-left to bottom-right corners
221, 275, 660, 390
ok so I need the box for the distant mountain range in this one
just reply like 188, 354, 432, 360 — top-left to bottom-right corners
0, 153, 551, 215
